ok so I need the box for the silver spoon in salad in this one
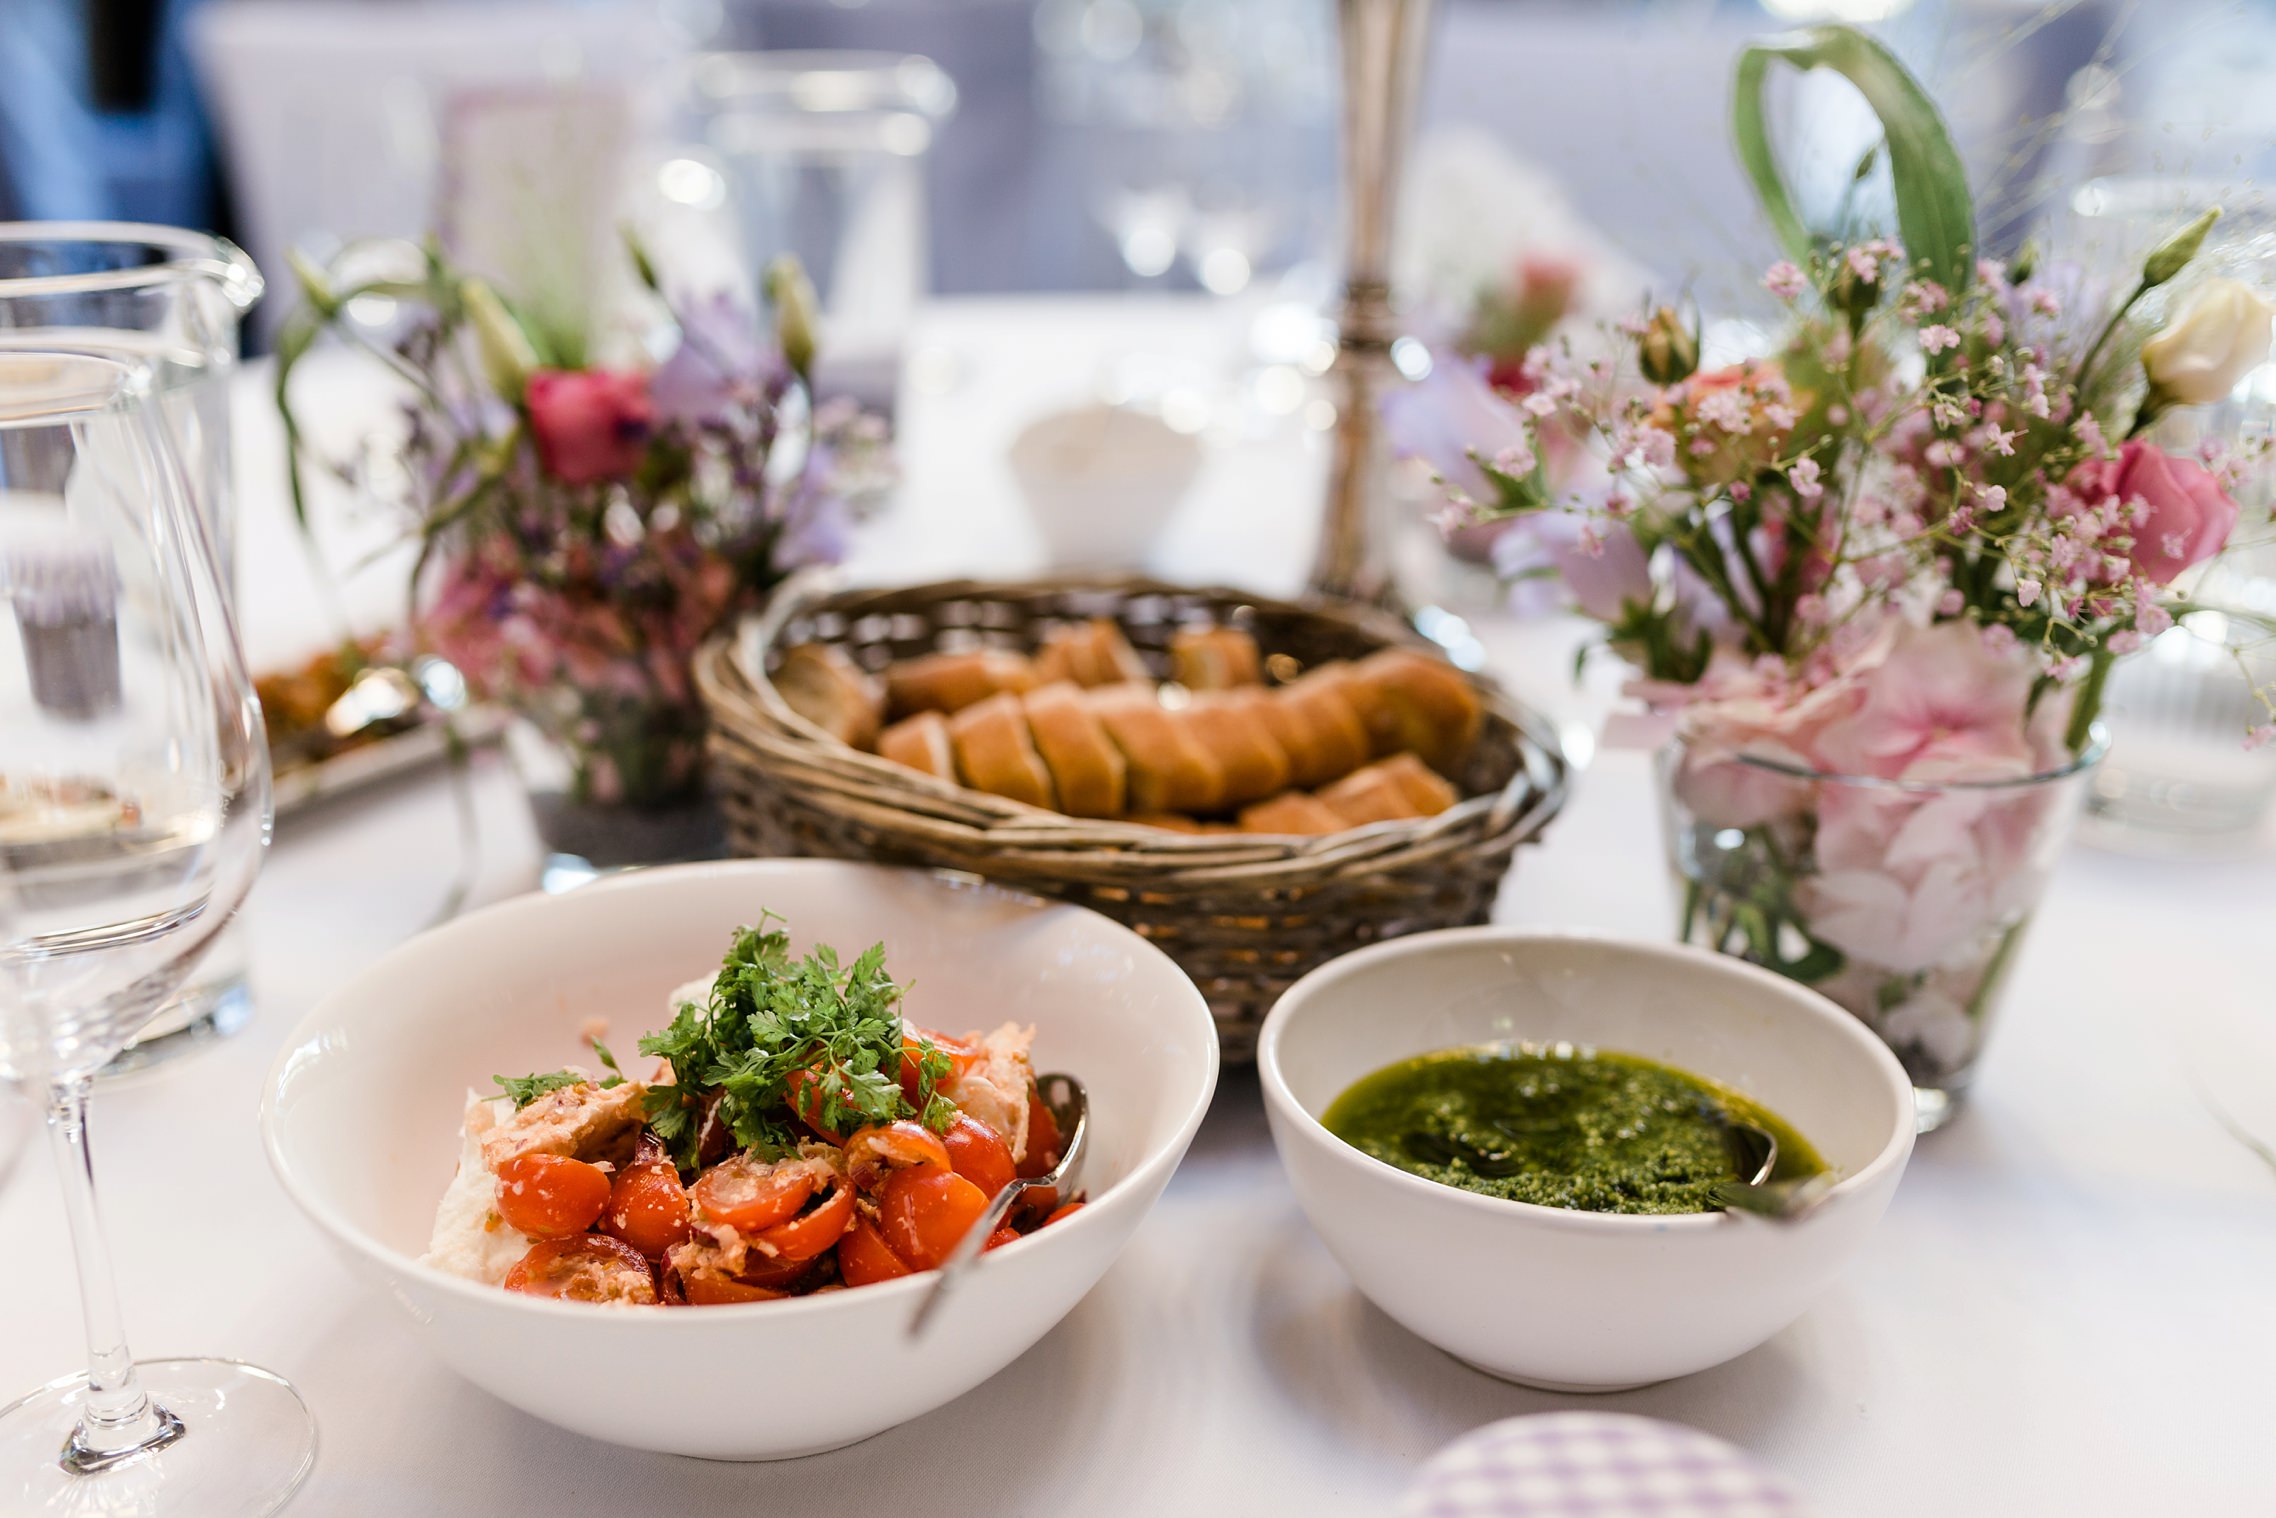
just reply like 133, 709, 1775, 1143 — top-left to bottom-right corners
908, 1072, 1087, 1338
1709, 1115, 1837, 1222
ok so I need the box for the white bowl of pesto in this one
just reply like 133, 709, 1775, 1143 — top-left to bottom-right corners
1257, 928, 1915, 1391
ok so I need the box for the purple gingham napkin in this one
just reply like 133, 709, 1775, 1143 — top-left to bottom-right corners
1398, 1412, 1810, 1518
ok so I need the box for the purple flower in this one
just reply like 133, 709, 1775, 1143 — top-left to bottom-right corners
649, 292, 782, 427
1381, 350, 1535, 502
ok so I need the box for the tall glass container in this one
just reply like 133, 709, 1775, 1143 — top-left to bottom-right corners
0, 225, 264, 1066
684, 52, 955, 407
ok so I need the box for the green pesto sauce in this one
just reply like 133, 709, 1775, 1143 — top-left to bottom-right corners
1322, 1042, 1826, 1216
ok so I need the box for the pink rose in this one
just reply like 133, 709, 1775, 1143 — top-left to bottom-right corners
2069, 439, 2238, 584
525, 368, 654, 486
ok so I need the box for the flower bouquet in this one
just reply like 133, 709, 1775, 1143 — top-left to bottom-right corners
280, 241, 889, 868
1432, 26, 2275, 1120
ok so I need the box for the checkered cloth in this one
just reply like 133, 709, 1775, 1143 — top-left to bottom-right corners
1398, 1412, 1810, 1518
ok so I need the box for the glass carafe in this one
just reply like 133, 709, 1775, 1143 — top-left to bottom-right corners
0, 224, 264, 1068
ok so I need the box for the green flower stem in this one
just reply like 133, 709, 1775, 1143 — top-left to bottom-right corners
2065, 648, 2112, 753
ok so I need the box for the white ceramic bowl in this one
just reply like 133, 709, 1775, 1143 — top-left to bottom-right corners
1008, 402, 1202, 570
263, 860, 1219, 1459
1258, 928, 1913, 1391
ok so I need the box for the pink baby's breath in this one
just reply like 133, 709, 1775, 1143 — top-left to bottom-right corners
1919, 324, 1961, 354
1763, 260, 1807, 300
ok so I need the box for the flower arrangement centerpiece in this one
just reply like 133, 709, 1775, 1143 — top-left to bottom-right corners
1432, 27, 2275, 1121
280, 240, 888, 868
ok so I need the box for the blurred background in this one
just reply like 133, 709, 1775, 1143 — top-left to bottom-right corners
8, 0, 2276, 330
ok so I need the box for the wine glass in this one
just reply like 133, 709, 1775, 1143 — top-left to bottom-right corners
0, 349, 313, 1513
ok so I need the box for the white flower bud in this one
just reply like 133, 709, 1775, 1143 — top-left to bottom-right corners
2141, 277, 2275, 407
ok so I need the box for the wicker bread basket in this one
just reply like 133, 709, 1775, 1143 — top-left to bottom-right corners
696, 575, 1570, 1056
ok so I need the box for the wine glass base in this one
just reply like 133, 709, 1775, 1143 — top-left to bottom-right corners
0, 1358, 315, 1515
95, 975, 252, 1083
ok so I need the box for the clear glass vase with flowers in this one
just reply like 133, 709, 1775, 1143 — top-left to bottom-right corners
279, 242, 890, 875
1428, 26, 2276, 1125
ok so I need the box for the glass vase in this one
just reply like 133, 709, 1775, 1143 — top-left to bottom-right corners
1654, 732, 2106, 1132
504, 689, 726, 892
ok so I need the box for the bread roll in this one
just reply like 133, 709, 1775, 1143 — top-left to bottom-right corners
1319, 754, 1459, 825
774, 644, 883, 749
1350, 648, 1485, 774
1180, 691, 1291, 808
885, 649, 1038, 719
1035, 619, 1150, 688
1021, 682, 1128, 818
1089, 683, 1226, 815
1236, 792, 1349, 836
947, 692, 1056, 809
1263, 666, 1372, 787
877, 711, 955, 781
1170, 626, 1262, 691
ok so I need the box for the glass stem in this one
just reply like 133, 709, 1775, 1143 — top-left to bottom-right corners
44, 1076, 164, 1455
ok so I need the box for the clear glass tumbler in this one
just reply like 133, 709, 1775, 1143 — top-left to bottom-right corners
684, 51, 956, 405
0, 224, 266, 1067
0, 348, 312, 1512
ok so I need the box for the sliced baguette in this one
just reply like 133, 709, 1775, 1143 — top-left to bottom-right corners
1021, 681, 1128, 818
947, 692, 1056, 809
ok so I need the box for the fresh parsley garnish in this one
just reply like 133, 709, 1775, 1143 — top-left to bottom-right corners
492, 1070, 586, 1108
590, 1038, 626, 1088
494, 1039, 624, 1108
635, 913, 953, 1175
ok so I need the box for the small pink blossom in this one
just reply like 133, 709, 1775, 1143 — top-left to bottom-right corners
2247, 723, 2276, 752
1937, 588, 1965, 616
1920, 324, 1961, 354
1846, 246, 1882, 281
1763, 261, 1808, 300
1984, 425, 2018, 457
2137, 602, 2174, 636
1788, 456, 1824, 499
2030, 288, 2062, 317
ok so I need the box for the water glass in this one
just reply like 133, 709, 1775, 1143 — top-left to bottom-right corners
685, 51, 956, 406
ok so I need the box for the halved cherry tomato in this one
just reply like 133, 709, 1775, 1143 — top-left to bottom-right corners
503, 1235, 656, 1303
682, 1268, 787, 1305
493, 1152, 611, 1239
898, 1027, 978, 1105
983, 1225, 1021, 1251
785, 1065, 848, 1143
837, 1215, 913, 1288
752, 1175, 854, 1262
942, 1113, 1015, 1199
1018, 1089, 1062, 1181
879, 1167, 990, 1271
842, 1120, 951, 1193
733, 1246, 823, 1292
1042, 1202, 1084, 1227
692, 1153, 818, 1233
603, 1136, 692, 1260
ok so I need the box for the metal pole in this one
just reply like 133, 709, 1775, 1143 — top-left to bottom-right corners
1308, 0, 1435, 607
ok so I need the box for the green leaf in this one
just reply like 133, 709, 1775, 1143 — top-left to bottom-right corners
1732, 24, 1977, 295
493, 1070, 587, 1108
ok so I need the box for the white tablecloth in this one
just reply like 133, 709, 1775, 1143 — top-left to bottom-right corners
5, 297, 2275, 1517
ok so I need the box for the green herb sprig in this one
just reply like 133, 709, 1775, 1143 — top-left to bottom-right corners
492, 1037, 627, 1108
635, 914, 954, 1175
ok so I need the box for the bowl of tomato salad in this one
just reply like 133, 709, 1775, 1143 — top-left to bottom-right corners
262, 860, 1219, 1460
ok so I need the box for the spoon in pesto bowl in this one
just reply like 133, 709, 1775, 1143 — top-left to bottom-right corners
1709, 1115, 1838, 1222
909, 1073, 1089, 1338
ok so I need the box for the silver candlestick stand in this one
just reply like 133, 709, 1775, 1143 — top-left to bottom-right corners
1308, 0, 1436, 607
